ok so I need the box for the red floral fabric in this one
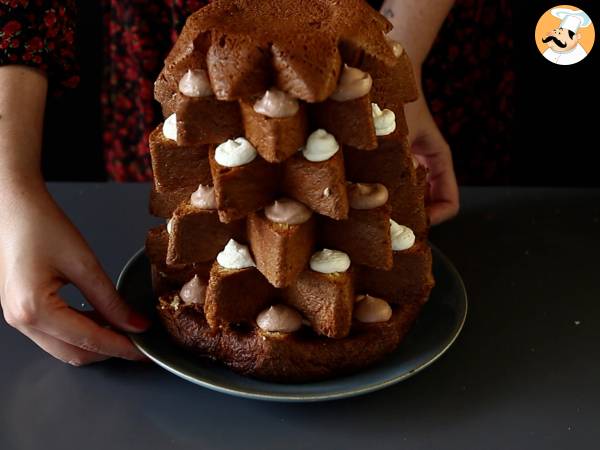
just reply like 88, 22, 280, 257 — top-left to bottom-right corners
100, 0, 207, 181
0, 0, 79, 93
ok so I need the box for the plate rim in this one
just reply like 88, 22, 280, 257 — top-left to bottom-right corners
117, 245, 468, 402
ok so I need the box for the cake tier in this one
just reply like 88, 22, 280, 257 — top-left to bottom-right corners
156, 0, 397, 104
157, 293, 423, 382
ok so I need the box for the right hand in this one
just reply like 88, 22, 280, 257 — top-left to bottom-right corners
0, 182, 149, 366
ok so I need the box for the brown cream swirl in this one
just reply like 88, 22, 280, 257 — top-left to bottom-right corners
253, 89, 299, 118
256, 304, 303, 333
179, 275, 207, 305
190, 185, 217, 209
330, 65, 373, 102
354, 295, 392, 323
264, 198, 312, 225
178, 69, 213, 97
348, 183, 389, 209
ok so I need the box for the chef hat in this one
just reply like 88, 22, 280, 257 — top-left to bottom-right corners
551, 8, 592, 33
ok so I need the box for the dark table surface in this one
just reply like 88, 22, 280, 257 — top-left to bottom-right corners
1, 184, 599, 450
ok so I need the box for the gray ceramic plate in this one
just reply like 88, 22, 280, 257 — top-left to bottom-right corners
117, 245, 467, 402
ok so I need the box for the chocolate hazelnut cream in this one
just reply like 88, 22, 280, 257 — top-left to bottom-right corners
348, 183, 389, 209
264, 198, 312, 225
330, 64, 373, 102
179, 275, 207, 305
354, 295, 392, 323
253, 88, 299, 118
256, 304, 303, 333
178, 69, 213, 97
190, 185, 217, 209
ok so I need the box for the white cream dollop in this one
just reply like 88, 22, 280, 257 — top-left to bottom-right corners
215, 137, 257, 167
330, 64, 373, 102
179, 275, 207, 305
163, 113, 178, 141
166, 218, 173, 235
178, 69, 213, 97
253, 88, 299, 118
390, 220, 416, 251
354, 295, 392, 323
371, 103, 396, 136
190, 185, 217, 209
256, 305, 303, 333
309, 249, 351, 274
302, 129, 339, 162
216, 239, 255, 269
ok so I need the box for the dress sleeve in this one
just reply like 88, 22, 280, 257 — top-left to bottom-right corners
0, 0, 79, 91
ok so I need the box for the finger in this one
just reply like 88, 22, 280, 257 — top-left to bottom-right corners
32, 296, 146, 361
18, 326, 110, 366
428, 201, 459, 225
427, 162, 459, 225
413, 136, 459, 225
60, 254, 150, 333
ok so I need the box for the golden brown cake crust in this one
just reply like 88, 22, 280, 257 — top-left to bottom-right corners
158, 0, 398, 103
284, 269, 354, 339
158, 294, 423, 382
282, 151, 349, 220
320, 204, 393, 270
247, 212, 316, 288
239, 101, 309, 163
149, 125, 212, 192
311, 95, 378, 150
167, 203, 245, 265
204, 263, 276, 329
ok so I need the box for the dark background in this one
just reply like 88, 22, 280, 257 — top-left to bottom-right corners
42, 0, 599, 186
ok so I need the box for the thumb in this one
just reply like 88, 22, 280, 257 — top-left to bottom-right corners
61, 254, 150, 333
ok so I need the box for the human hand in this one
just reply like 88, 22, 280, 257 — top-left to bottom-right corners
0, 182, 149, 366
404, 70, 459, 225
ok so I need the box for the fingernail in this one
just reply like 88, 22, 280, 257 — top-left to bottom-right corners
128, 312, 151, 332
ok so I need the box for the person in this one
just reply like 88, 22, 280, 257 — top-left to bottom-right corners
0, 0, 459, 365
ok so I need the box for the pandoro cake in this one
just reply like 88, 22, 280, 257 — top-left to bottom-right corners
146, 0, 434, 382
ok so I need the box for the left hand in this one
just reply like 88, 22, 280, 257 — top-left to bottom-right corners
404, 69, 459, 225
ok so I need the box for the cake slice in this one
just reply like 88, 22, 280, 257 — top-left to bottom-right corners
149, 183, 196, 218
283, 249, 355, 338
175, 94, 243, 145
203, 239, 276, 329
166, 202, 244, 265
311, 95, 377, 150
206, 33, 271, 100
239, 95, 308, 163
320, 185, 393, 271
361, 41, 419, 104
204, 264, 275, 329
247, 200, 316, 288
149, 124, 212, 192
209, 142, 279, 223
145, 225, 211, 295
281, 136, 349, 220
357, 237, 434, 305
390, 164, 429, 239
344, 135, 414, 192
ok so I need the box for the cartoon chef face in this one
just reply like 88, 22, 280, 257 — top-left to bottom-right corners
542, 27, 581, 52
